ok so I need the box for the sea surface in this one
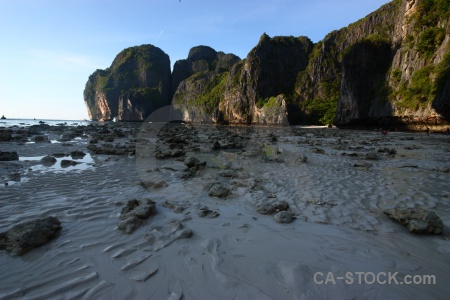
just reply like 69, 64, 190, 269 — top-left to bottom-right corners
0, 118, 92, 128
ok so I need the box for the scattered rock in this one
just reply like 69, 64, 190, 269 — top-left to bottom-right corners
256, 200, 289, 215
141, 180, 168, 189
0, 217, 62, 256
297, 154, 308, 163
118, 199, 157, 234
383, 207, 443, 234
208, 183, 230, 198
59, 133, 76, 142
306, 199, 337, 208
70, 150, 86, 159
40, 155, 57, 166
160, 161, 189, 172
8, 173, 21, 182
241, 149, 261, 157
353, 163, 372, 169
87, 144, 135, 156
198, 207, 220, 218
377, 148, 397, 155
162, 201, 185, 213
0, 130, 12, 142
218, 170, 236, 178
212, 141, 221, 150
61, 159, 79, 168
365, 152, 378, 160
184, 156, 200, 168
311, 148, 325, 154
32, 135, 50, 143
0, 151, 19, 161
273, 211, 293, 224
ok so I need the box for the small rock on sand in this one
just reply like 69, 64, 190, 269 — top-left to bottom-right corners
383, 207, 443, 234
141, 180, 168, 189
365, 152, 378, 160
198, 207, 220, 218
41, 155, 57, 166
160, 161, 188, 172
273, 211, 294, 224
256, 200, 289, 215
61, 159, 79, 168
208, 183, 230, 198
32, 135, 50, 143
184, 156, 200, 168
70, 150, 86, 159
0, 216, 62, 256
118, 199, 157, 234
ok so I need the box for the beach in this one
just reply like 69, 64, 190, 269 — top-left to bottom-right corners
0, 120, 449, 299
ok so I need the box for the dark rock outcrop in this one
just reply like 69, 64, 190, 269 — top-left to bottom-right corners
84, 45, 171, 121
0, 151, 19, 161
0, 217, 62, 256
383, 207, 443, 234
0, 130, 12, 142
40, 155, 57, 166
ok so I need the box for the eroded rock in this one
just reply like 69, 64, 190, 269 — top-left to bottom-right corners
208, 183, 230, 198
383, 207, 443, 234
118, 199, 157, 234
0, 217, 62, 256
256, 200, 289, 215
273, 211, 294, 224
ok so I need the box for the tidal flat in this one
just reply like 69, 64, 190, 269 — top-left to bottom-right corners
0, 122, 449, 299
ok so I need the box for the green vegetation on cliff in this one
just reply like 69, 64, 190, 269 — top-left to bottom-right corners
396, 53, 450, 110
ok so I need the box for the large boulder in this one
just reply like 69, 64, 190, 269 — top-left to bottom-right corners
383, 207, 443, 234
0, 217, 62, 256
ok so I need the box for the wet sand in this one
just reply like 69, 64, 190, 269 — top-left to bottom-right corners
1, 123, 449, 299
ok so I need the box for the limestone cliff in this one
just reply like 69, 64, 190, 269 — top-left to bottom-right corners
334, 0, 450, 127
84, 0, 449, 128
84, 45, 171, 121
221, 34, 313, 125
171, 46, 240, 123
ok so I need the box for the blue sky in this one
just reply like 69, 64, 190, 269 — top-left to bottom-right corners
0, 0, 391, 120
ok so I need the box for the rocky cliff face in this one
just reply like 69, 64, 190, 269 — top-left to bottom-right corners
171, 46, 240, 123
221, 34, 313, 125
334, 0, 450, 127
84, 45, 171, 121
84, 0, 449, 128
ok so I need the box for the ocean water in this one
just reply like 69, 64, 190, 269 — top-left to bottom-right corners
0, 118, 92, 128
